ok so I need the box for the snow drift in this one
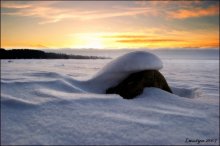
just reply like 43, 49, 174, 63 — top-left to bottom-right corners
83, 51, 164, 93
1, 51, 219, 145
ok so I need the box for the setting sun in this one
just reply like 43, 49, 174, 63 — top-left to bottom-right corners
1, 1, 219, 49
72, 33, 104, 49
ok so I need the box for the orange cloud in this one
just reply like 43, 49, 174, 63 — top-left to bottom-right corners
168, 5, 219, 19
117, 39, 184, 43
1, 3, 32, 9
81, 8, 150, 20
2, 1, 219, 23
102, 35, 152, 39
1, 2, 154, 24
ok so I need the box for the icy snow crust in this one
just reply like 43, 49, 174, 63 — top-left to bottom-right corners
1, 51, 219, 145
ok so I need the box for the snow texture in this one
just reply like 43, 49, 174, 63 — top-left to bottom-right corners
1, 50, 219, 145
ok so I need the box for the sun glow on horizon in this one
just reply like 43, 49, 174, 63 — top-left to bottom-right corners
1, 1, 219, 49
70, 33, 105, 49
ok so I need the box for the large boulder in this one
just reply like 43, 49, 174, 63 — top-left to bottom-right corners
106, 70, 172, 99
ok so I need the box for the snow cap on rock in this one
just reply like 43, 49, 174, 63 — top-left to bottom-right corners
96, 51, 163, 75
89, 51, 163, 93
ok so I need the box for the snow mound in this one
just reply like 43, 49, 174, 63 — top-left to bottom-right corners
88, 51, 163, 92
95, 51, 163, 76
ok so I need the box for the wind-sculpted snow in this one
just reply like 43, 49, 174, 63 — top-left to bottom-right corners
1, 51, 219, 145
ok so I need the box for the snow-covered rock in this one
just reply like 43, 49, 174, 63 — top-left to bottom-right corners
87, 51, 163, 93
95, 51, 163, 76
106, 70, 173, 99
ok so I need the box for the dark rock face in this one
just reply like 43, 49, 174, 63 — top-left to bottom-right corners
106, 70, 172, 99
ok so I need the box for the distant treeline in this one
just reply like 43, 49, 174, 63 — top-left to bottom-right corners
0, 48, 109, 59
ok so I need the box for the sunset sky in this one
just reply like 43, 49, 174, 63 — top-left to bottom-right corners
1, 0, 219, 49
